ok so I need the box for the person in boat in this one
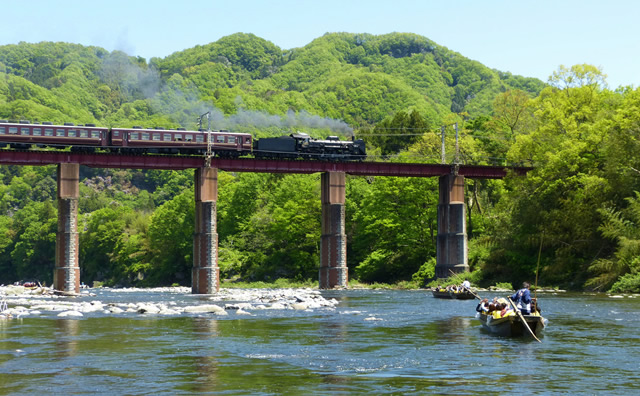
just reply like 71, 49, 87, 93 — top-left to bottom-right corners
476, 298, 489, 313
492, 303, 505, 318
461, 279, 471, 290
531, 298, 541, 315
491, 302, 515, 319
511, 282, 532, 315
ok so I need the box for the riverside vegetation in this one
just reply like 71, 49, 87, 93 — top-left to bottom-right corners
1, 33, 639, 293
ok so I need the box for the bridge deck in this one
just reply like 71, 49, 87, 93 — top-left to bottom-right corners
0, 150, 531, 179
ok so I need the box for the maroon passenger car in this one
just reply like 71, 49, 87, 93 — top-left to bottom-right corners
0, 121, 108, 150
110, 127, 252, 156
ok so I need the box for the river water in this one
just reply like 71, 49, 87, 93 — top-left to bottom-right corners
0, 289, 638, 395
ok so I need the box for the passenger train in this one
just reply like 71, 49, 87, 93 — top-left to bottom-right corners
0, 120, 366, 160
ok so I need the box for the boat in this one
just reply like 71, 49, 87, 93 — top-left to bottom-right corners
431, 289, 453, 299
431, 289, 477, 300
477, 312, 547, 338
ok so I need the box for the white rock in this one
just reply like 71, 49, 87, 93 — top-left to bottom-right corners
213, 310, 228, 316
137, 304, 161, 314
58, 310, 83, 317
184, 304, 225, 314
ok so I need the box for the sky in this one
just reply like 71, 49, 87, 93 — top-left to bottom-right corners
1, 0, 638, 89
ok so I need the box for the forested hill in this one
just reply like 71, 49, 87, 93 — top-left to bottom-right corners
3, 33, 640, 294
0, 32, 544, 130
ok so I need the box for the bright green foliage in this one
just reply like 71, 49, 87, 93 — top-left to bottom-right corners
588, 193, 640, 292
4, 201, 57, 283
147, 190, 194, 285
230, 174, 321, 281
80, 205, 151, 286
478, 65, 638, 289
411, 257, 436, 286
351, 175, 439, 283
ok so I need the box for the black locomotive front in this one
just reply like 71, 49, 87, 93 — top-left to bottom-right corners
254, 132, 366, 160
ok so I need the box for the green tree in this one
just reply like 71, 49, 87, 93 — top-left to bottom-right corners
369, 110, 430, 155
9, 201, 57, 282
587, 193, 640, 292
147, 190, 194, 285
351, 176, 439, 283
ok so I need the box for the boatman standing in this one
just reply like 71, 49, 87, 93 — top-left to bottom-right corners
462, 279, 471, 289
511, 282, 532, 314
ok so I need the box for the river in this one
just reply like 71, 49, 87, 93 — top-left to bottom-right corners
0, 288, 638, 395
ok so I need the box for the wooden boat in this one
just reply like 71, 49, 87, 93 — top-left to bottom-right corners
431, 289, 476, 300
449, 290, 476, 300
477, 312, 547, 338
431, 289, 453, 299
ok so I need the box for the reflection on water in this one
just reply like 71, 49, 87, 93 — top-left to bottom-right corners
192, 318, 219, 393
0, 291, 638, 394
55, 319, 79, 358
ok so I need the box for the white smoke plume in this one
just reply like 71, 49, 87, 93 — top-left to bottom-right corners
99, 51, 353, 135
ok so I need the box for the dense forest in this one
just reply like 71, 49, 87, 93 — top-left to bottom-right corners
1, 33, 639, 292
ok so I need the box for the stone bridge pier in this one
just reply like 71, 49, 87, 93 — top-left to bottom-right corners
436, 173, 469, 278
54, 163, 80, 293
192, 167, 220, 294
319, 171, 348, 289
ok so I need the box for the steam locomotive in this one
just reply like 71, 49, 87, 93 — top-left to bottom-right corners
0, 120, 366, 160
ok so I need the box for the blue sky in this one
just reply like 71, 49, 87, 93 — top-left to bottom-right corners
2, 0, 638, 89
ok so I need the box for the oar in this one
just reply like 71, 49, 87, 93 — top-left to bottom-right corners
447, 269, 481, 300
534, 233, 543, 301
463, 286, 482, 300
508, 297, 541, 342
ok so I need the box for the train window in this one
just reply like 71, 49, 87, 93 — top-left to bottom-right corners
131, 132, 139, 140
69, 130, 77, 137
196, 135, 204, 142
153, 133, 161, 141
245, 137, 251, 144
163, 134, 171, 141
56, 129, 65, 137
216, 135, 225, 143
9, 127, 18, 134
185, 134, 193, 142
21, 128, 30, 135
45, 128, 54, 136
141, 133, 149, 140
174, 134, 182, 141
91, 131, 100, 138
79, 130, 88, 138
228, 136, 236, 144
113, 131, 120, 137
0, 127, 5, 134
33, 128, 42, 136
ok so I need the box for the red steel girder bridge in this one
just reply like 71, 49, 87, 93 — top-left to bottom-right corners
0, 150, 531, 179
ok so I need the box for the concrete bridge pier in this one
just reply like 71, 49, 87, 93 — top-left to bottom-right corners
319, 171, 348, 289
54, 163, 80, 293
192, 167, 220, 294
436, 174, 469, 278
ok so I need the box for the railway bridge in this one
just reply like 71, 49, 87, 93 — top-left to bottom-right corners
0, 150, 531, 293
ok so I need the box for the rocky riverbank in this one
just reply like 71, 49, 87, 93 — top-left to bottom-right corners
0, 285, 340, 319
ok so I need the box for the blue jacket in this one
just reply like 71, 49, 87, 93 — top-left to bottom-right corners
511, 288, 531, 305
